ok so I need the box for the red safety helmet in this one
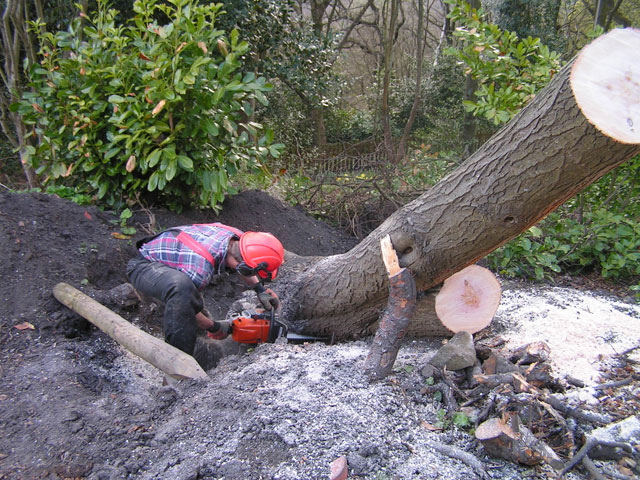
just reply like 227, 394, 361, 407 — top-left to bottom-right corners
238, 232, 284, 281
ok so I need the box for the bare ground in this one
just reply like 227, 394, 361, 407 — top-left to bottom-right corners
0, 189, 637, 480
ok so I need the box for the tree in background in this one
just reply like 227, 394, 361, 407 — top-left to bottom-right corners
1, 0, 43, 188
493, 0, 563, 49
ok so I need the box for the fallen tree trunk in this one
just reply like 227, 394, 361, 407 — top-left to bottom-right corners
53, 282, 209, 382
278, 28, 640, 340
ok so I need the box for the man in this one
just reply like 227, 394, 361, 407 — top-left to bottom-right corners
126, 222, 284, 356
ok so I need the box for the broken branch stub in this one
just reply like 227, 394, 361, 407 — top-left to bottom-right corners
435, 265, 501, 334
52, 282, 208, 382
380, 234, 401, 276
364, 238, 417, 381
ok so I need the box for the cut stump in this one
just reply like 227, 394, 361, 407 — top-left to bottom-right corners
435, 265, 501, 334
476, 417, 563, 469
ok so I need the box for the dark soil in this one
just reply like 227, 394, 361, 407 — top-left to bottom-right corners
0, 189, 358, 480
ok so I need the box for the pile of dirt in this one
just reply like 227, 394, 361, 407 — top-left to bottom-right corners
0, 189, 638, 480
0, 189, 358, 479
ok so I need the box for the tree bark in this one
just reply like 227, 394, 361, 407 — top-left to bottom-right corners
277, 28, 640, 340
53, 282, 209, 382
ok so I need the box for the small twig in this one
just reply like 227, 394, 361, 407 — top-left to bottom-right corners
0, 182, 12, 191
423, 439, 488, 479
581, 456, 607, 480
474, 393, 496, 427
560, 437, 634, 477
423, 383, 459, 413
617, 344, 640, 357
372, 181, 401, 209
544, 395, 612, 425
600, 463, 636, 480
566, 376, 586, 388
460, 389, 489, 408
593, 378, 632, 390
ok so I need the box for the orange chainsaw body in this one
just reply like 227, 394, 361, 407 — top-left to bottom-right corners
231, 315, 273, 344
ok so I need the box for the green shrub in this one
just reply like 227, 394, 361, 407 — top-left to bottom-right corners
446, 0, 563, 125
489, 153, 640, 295
489, 205, 640, 288
17, 0, 282, 211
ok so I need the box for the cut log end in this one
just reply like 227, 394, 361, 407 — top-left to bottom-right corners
434, 265, 501, 334
571, 28, 640, 145
380, 234, 401, 277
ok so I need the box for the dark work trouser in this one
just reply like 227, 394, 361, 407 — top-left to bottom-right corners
126, 255, 203, 355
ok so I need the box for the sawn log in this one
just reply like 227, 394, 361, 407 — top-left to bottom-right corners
53, 282, 208, 382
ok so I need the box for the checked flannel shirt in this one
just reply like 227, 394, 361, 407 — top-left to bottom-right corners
138, 223, 242, 290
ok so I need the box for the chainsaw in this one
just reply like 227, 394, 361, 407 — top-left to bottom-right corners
230, 309, 329, 344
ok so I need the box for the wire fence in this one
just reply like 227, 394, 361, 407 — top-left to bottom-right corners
292, 137, 399, 177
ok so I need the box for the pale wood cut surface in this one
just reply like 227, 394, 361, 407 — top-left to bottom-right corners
380, 234, 401, 277
435, 265, 501, 334
571, 28, 640, 144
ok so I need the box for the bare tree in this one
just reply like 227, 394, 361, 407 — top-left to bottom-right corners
0, 0, 43, 188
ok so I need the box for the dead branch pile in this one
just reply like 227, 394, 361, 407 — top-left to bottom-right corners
420, 336, 640, 479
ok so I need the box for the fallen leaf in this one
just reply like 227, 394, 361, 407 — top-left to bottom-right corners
84, 211, 92, 220
421, 420, 442, 431
111, 232, 131, 240
15, 322, 35, 331
152, 99, 166, 116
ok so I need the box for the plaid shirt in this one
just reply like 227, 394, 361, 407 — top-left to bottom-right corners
138, 223, 241, 290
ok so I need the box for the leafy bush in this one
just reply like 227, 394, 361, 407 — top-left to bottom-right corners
489, 209, 640, 281
446, 0, 563, 125
17, 0, 282, 211
324, 108, 374, 144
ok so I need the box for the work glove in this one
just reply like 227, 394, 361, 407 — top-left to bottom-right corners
206, 321, 232, 340
255, 285, 280, 311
